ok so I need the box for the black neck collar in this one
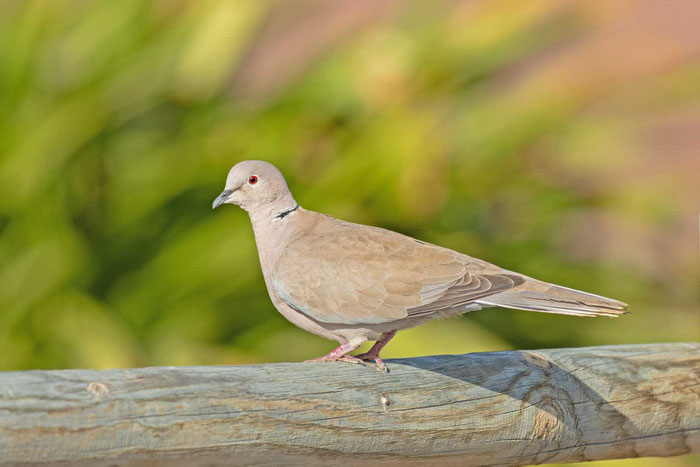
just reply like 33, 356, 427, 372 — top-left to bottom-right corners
273, 203, 299, 221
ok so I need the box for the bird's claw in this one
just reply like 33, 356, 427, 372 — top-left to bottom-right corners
304, 355, 365, 366
354, 353, 388, 373
303, 349, 388, 372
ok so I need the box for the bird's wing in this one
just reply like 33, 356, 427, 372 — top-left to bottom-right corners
272, 219, 522, 325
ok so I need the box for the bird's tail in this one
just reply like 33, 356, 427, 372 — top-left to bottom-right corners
476, 279, 629, 317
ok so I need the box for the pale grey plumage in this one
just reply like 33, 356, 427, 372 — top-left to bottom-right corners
213, 160, 628, 366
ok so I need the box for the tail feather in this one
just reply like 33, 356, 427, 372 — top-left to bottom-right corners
476, 280, 629, 317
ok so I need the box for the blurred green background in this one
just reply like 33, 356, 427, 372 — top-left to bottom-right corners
1, 0, 698, 369
1, 0, 699, 382
1, 1, 699, 464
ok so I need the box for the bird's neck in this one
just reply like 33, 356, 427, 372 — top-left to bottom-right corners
248, 197, 305, 277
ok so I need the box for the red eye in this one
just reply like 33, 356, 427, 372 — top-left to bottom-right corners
248, 176, 258, 185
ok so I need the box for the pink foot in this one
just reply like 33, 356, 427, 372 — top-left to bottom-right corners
354, 330, 397, 373
303, 341, 364, 366
304, 354, 364, 365
354, 352, 387, 372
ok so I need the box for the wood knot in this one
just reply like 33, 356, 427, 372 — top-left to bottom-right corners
533, 396, 566, 439
522, 352, 552, 372
534, 410, 558, 439
86, 382, 110, 398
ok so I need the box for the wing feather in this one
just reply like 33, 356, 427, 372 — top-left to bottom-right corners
272, 219, 522, 325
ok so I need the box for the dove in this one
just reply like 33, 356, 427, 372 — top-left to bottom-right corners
213, 160, 628, 371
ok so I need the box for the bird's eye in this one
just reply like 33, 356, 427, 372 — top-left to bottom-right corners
248, 176, 258, 185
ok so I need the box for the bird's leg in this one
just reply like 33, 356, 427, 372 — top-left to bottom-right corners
354, 330, 397, 372
304, 341, 364, 365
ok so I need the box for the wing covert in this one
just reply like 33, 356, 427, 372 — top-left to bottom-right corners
272, 220, 522, 324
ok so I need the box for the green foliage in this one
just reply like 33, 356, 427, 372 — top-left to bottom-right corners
0, 1, 697, 371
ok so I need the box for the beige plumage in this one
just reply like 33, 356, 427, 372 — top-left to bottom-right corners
213, 161, 628, 370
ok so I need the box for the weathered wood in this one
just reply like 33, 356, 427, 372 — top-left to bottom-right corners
0, 343, 698, 465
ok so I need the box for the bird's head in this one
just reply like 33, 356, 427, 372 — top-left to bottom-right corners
212, 160, 296, 214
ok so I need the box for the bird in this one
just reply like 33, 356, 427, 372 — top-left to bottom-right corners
213, 160, 628, 371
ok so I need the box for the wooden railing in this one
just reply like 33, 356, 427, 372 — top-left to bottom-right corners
0, 343, 698, 465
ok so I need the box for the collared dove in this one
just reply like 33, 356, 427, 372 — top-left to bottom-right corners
213, 161, 628, 371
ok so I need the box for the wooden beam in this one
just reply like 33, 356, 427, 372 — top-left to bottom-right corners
0, 343, 698, 465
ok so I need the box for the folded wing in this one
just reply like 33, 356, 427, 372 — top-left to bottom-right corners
272, 220, 523, 325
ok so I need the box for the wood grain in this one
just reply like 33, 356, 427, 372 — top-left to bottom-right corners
0, 343, 698, 465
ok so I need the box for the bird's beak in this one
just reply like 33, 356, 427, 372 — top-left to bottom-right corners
212, 189, 234, 210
